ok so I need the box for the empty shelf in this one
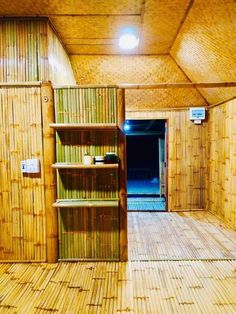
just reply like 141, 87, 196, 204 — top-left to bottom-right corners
53, 199, 119, 208
50, 123, 117, 130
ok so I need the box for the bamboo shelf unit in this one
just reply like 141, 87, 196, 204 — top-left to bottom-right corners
51, 86, 127, 261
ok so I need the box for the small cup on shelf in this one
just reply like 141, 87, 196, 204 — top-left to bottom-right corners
83, 153, 94, 165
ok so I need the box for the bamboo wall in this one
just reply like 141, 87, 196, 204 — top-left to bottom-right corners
54, 87, 117, 124
170, 0, 236, 105
56, 132, 118, 164
47, 25, 75, 85
127, 110, 207, 211
70, 55, 207, 110
0, 86, 46, 261
207, 99, 236, 229
0, 18, 75, 84
0, 19, 49, 82
58, 207, 119, 260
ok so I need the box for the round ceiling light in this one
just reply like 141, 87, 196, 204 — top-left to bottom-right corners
119, 32, 139, 50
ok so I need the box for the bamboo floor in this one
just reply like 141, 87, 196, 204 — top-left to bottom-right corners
0, 211, 236, 313
129, 211, 236, 261
0, 260, 235, 313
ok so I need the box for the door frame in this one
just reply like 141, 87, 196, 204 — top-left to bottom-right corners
165, 119, 169, 211
125, 117, 169, 211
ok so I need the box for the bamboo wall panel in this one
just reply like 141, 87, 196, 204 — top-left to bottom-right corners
0, 18, 75, 85
54, 87, 117, 124
171, 0, 236, 105
56, 131, 118, 163
127, 110, 207, 211
57, 169, 118, 200
0, 19, 49, 82
207, 99, 236, 230
0, 87, 46, 261
58, 207, 119, 260
47, 25, 76, 85
71, 55, 207, 110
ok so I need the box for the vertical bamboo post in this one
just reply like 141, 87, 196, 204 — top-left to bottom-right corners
117, 88, 128, 261
41, 82, 58, 262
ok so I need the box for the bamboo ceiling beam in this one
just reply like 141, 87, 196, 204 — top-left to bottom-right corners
119, 82, 236, 89
47, 14, 140, 17
53, 82, 236, 91
208, 96, 236, 108
0, 14, 140, 17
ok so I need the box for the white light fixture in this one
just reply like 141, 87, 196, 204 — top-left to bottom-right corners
118, 28, 139, 50
119, 34, 139, 50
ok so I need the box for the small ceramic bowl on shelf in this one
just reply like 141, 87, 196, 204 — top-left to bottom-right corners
94, 155, 105, 165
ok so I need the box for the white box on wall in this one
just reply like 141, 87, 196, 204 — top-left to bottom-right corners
189, 107, 206, 124
189, 107, 206, 120
26, 159, 40, 173
21, 159, 40, 173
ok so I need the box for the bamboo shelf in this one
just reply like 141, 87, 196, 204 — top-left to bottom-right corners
53, 87, 127, 261
52, 162, 119, 169
50, 123, 118, 130
53, 199, 119, 208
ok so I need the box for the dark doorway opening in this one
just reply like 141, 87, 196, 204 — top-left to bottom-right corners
126, 119, 167, 211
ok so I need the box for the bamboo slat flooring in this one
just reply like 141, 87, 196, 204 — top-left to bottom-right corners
0, 212, 236, 313
0, 260, 235, 313
128, 211, 236, 261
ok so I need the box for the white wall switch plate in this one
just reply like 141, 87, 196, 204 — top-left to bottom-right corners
26, 159, 40, 173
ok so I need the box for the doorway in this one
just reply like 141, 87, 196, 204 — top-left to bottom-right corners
125, 119, 167, 211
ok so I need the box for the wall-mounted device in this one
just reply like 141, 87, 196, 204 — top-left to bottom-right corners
21, 159, 40, 174
189, 107, 206, 124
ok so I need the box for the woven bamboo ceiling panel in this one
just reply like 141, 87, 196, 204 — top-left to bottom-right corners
0, 0, 192, 55
171, 0, 236, 105
139, 0, 191, 54
0, 0, 142, 15
71, 55, 207, 110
